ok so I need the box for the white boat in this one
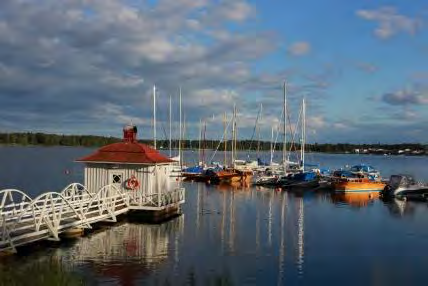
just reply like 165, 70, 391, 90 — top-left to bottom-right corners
382, 174, 428, 200
255, 82, 303, 186
233, 159, 258, 171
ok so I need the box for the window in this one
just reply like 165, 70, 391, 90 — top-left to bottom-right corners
112, 174, 122, 184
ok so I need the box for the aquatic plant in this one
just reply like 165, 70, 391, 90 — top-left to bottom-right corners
0, 258, 84, 286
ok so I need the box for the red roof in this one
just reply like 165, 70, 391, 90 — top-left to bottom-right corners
76, 142, 174, 164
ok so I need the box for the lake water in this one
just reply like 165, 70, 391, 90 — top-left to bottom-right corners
1, 146, 428, 285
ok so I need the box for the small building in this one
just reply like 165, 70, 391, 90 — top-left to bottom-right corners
76, 125, 185, 212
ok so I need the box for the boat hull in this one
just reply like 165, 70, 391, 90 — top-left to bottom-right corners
334, 179, 386, 192
382, 186, 428, 200
282, 179, 319, 190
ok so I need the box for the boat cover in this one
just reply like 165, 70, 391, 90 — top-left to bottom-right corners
184, 165, 204, 174
293, 172, 317, 181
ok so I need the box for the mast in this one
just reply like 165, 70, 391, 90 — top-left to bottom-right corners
283, 82, 287, 172
198, 119, 202, 165
301, 97, 306, 171
179, 87, 182, 167
183, 113, 186, 167
257, 103, 262, 158
169, 95, 172, 157
202, 120, 207, 166
153, 85, 157, 150
231, 105, 235, 165
224, 112, 227, 166
235, 105, 238, 162
270, 125, 274, 165
231, 104, 237, 164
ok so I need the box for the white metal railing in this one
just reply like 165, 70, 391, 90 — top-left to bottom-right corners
82, 184, 129, 224
127, 187, 185, 209
0, 189, 34, 219
0, 184, 130, 253
0, 183, 185, 253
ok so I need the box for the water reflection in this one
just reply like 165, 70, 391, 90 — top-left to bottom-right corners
2, 148, 428, 285
382, 198, 416, 218
57, 217, 184, 285
192, 183, 306, 284
330, 192, 379, 208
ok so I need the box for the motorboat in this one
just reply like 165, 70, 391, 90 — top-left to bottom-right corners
333, 174, 386, 192
381, 174, 428, 200
349, 164, 381, 181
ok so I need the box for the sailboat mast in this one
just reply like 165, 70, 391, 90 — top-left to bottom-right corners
198, 119, 202, 165
183, 113, 186, 166
233, 104, 237, 163
257, 103, 262, 157
302, 97, 306, 170
179, 87, 182, 167
169, 95, 172, 157
153, 85, 157, 150
203, 120, 207, 166
231, 105, 235, 165
283, 82, 287, 172
270, 125, 274, 165
224, 112, 227, 166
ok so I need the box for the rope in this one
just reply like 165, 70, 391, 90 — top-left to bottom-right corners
209, 116, 233, 164
246, 105, 263, 155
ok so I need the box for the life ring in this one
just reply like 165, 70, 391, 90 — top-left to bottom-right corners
126, 176, 140, 190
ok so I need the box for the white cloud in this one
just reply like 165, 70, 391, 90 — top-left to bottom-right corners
308, 116, 327, 129
355, 62, 378, 73
382, 89, 428, 105
288, 42, 311, 56
0, 0, 280, 138
356, 6, 422, 39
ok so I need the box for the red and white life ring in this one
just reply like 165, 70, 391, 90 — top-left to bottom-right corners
126, 176, 140, 190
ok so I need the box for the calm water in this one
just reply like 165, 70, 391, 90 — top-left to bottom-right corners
1, 146, 428, 285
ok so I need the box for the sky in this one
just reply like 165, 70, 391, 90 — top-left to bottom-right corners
0, 0, 427, 144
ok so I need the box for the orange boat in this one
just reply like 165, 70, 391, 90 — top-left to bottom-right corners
334, 177, 386, 192
205, 168, 252, 184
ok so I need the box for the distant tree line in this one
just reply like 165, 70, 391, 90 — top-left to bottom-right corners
0, 132, 426, 155
0, 132, 121, 147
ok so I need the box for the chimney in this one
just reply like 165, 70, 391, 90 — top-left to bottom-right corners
123, 125, 137, 142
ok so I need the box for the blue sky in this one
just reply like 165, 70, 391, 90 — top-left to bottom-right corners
0, 0, 426, 143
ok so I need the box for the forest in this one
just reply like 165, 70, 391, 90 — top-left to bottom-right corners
0, 132, 426, 155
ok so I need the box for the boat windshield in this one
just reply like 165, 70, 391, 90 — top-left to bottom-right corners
389, 175, 403, 188
350, 165, 376, 173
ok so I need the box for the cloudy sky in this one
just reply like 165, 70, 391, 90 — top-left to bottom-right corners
0, 0, 427, 143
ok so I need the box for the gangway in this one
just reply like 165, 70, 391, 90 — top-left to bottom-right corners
0, 183, 184, 253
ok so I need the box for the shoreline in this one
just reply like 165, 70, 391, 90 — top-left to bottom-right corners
0, 144, 426, 156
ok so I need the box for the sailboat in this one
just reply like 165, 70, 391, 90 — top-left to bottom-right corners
254, 81, 300, 186
233, 103, 262, 172
280, 97, 320, 189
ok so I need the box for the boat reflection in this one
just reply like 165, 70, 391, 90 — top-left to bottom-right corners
202, 184, 305, 282
57, 217, 184, 285
382, 198, 415, 218
215, 181, 251, 191
330, 192, 379, 208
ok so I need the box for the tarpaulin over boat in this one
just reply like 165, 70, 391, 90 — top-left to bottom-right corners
183, 165, 204, 174
292, 172, 317, 181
